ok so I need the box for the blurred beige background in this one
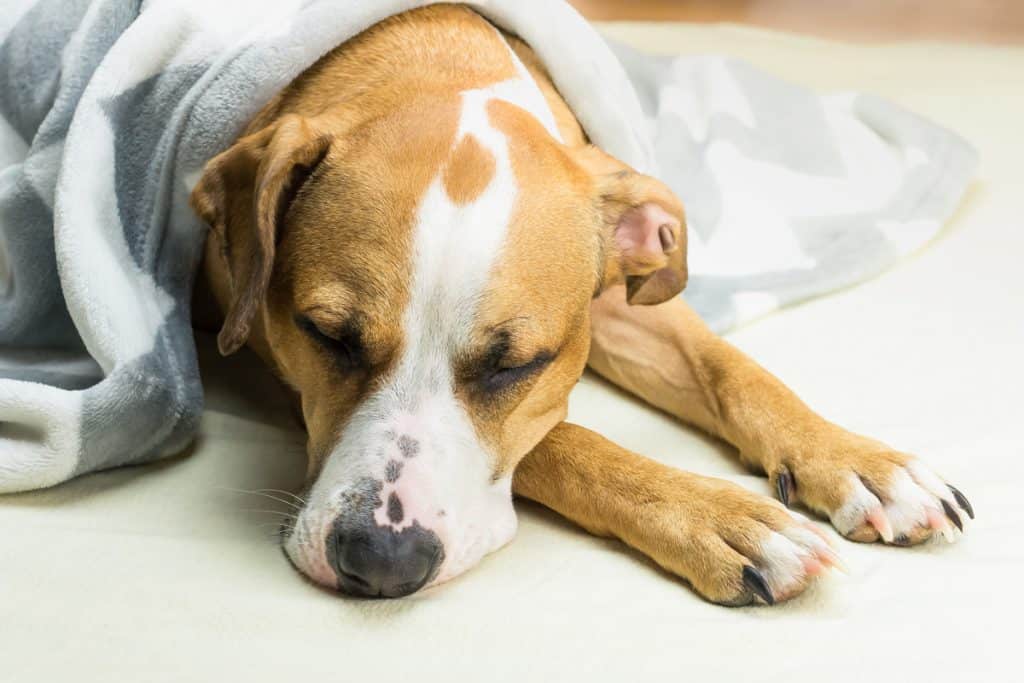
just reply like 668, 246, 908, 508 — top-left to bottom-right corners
568, 0, 1024, 43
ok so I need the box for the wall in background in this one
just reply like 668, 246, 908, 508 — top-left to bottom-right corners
567, 0, 1024, 44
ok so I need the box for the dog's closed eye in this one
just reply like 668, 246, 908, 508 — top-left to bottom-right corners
471, 327, 557, 395
295, 314, 366, 371
483, 352, 554, 393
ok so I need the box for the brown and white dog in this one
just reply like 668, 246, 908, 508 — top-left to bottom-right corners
190, 5, 972, 604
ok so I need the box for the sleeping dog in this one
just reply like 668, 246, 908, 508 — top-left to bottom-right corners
191, 5, 972, 604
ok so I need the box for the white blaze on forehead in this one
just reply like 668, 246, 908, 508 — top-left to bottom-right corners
412, 61, 559, 350
411, 87, 517, 350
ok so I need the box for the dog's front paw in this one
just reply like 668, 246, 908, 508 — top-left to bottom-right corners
638, 477, 843, 606
771, 444, 974, 546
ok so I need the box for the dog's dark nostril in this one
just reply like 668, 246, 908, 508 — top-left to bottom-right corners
329, 522, 443, 598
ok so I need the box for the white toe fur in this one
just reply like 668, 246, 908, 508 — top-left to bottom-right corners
883, 468, 935, 535
832, 460, 963, 544
757, 531, 808, 596
831, 473, 882, 536
782, 522, 830, 554
906, 459, 950, 500
755, 522, 837, 597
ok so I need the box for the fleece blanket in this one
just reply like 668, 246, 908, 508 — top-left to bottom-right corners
0, 0, 976, 493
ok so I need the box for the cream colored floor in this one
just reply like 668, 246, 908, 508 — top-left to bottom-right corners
3, 24, 1022, 682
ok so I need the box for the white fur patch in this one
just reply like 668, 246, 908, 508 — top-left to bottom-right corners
906, 459, 953, 502
831, 472, 882, 535
755, 519, 837, 599
830, 460, 962, 544
883, 468, 934, 533
757, 531, 807, 596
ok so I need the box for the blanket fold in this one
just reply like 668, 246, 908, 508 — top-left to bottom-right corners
0, 0, 976, 492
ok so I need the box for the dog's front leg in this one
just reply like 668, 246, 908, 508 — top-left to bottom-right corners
587, 286, 974, 546
513, 422, 840, 605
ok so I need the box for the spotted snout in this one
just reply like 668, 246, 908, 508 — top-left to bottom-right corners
283, 474, 447, 598
283, 417, 519, 598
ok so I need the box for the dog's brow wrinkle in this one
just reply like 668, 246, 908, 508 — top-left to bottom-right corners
397, 435, 420, 458
489, 316, 531, 332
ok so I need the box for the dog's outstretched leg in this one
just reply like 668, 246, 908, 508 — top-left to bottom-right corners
587, 285, 973, 546
513, 422, 840, 605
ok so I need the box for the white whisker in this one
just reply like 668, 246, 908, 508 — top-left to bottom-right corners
214, 485, 306, 510
241, 507, 299, 520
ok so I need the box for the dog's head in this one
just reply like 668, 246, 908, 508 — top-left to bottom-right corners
191, 74, 686, 597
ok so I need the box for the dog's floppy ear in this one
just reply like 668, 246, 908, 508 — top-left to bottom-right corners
572, 146, 688, 305
191, 114, 331, 355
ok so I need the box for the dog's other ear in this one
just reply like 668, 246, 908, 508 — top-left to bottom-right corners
191, 114, 331, 355
572, 146, 688, 305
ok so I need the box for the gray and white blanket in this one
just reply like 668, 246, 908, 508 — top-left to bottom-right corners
0, 0, 976, 492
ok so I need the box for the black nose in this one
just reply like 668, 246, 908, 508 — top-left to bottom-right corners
330, 522, 443, 598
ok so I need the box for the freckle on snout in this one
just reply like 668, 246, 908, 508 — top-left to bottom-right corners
397, 434, 420, 459
385, 459, 403, 483
387, 492, 404, 523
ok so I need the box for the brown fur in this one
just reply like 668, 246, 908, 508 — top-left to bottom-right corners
443, 134, 496, 205
192, 5, 684, 474
192, 4, 953, 605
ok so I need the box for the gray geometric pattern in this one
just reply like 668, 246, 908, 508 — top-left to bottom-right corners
0, 0, 976, 492
101, 65, 207, 269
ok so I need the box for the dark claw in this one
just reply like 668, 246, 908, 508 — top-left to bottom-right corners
742, 565, 775, 606
941, 499, 963, 532
948, 485, 974, 520
775, 467, 794, 508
